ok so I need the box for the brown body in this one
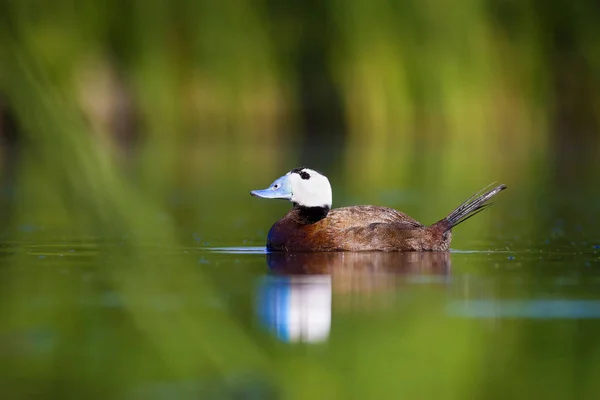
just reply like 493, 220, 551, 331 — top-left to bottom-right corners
267, 205, 451, 252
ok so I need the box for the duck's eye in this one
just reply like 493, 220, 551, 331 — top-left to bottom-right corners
299, 171, 310, 180
273, 184, 279, 189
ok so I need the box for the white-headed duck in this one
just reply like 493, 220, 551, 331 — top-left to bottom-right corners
251, 167, 507, 252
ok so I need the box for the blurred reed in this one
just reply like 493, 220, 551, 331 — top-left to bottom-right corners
2, 0, 595, 243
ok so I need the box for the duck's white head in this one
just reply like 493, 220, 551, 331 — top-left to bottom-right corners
250, 167, 332, 208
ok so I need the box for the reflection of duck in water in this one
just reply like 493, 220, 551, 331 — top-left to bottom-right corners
267, 251, 451, 276
256, 274, 332, 343
256, 252, 451, 343
251, 167, 506, 252
268, 251, 451, 296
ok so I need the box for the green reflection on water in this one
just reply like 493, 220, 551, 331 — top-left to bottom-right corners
2, 243, 600, 399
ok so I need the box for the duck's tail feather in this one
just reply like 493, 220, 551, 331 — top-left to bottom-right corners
439, 183, 507, 230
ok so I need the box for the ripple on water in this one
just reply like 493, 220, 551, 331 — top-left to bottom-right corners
207, 246, 268, 254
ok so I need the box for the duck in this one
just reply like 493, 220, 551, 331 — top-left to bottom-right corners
250, 167, 507, 252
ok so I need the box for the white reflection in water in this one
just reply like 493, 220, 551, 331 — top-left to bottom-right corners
256, 251, 451, 343
256, 275, 332, 343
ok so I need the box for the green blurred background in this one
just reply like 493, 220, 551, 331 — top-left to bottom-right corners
1, 0, 600, 399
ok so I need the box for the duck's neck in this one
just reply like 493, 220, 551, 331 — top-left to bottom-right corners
292, 203, 330, 224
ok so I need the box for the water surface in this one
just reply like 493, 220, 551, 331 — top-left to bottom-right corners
3, 230, 600, 399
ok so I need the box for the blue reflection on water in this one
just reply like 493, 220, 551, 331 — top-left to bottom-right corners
447, 300, 600, 318
209, 247, 267, 254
